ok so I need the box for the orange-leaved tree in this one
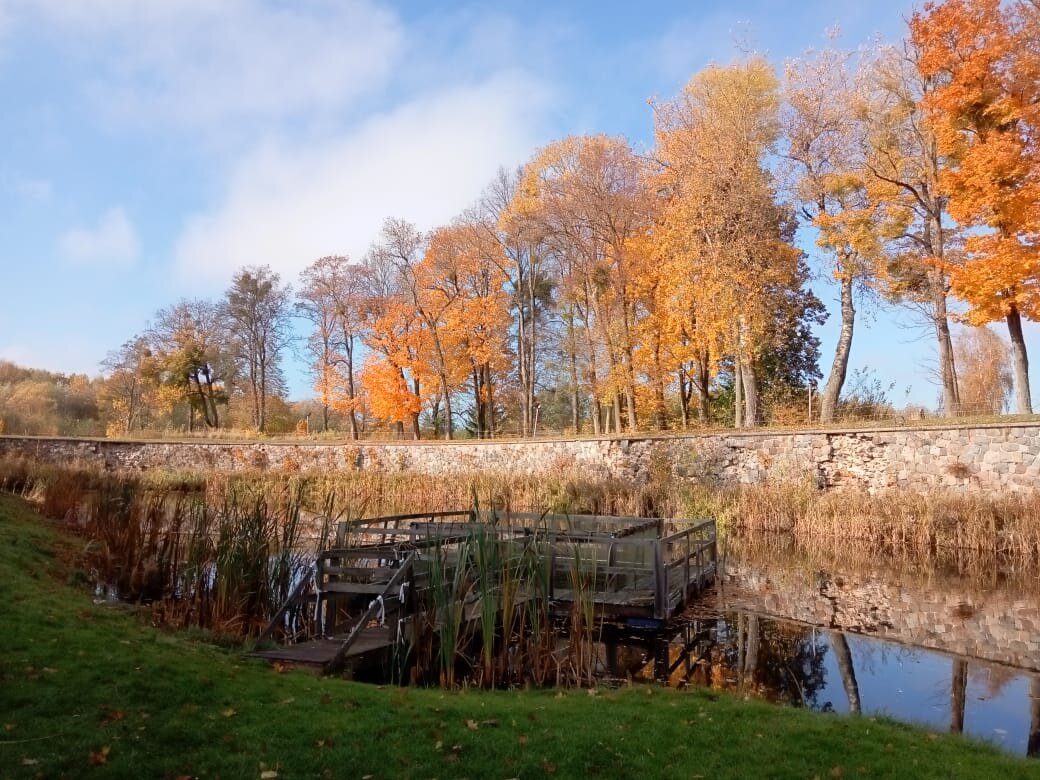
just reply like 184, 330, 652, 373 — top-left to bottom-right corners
912, 0, 1040, 413
654, 57, 801, 427
421, 221, 512, 438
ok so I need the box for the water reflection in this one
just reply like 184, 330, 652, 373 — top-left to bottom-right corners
601, 611, 1039, 757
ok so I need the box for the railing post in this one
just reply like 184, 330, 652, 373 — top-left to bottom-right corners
653, 538, 666, 620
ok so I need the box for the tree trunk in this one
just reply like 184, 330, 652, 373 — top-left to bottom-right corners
820, 271, 856, 423
734, 356, 744, 429
928, 267, 960, 416
950, 658, 968, 734
411, 376, 422, 440
829, 632, 861, 714
653, 339, 667, 430
344, 337, 359, 440
484, 363, 496, 438
697, 351, 710, 422
1006, 305, 1033, 414
517, 301, 529, 436
567, 317, 580, 434
678, 368, 690, 429
741, 355, 759, 428
431, 335, 454, 440
584, 320, 601, 436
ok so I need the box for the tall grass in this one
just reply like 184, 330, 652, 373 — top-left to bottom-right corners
2, 454, 1037, 653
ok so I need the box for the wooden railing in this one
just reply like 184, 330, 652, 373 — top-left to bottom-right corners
325, 552, 417, 673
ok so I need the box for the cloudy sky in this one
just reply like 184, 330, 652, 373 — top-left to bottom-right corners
1, 0, 1036, 406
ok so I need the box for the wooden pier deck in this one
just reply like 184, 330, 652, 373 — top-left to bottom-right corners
252, 510, 716, 673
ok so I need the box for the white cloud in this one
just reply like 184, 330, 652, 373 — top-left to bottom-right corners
19, 0, 404, 129
14, 176, 52, 202
58, 206, 140, 267
173, 72, 552, 284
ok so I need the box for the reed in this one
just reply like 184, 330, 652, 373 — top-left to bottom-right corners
2, 454, 1038, 683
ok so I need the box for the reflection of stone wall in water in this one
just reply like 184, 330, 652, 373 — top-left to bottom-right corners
721, 561, 1040, 671
2, 422, 1040, 495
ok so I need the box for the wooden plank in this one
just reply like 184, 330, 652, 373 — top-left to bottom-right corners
253, 627, 395, 666
322, 581, 403, 595
322, 565, 397, 579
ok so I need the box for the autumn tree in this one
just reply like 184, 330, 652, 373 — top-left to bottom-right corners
149, 299, 228, 430
223, 265, 293, 434
655, 57, 802, 427
99, 334, 157, 435
912, 0, 1040, 413
484, 168, 555, 437
296, 255, 366, 437
421, 220, 512, 438
361, 219, 427, 439
859, 43, 963, 414
511, 135, 651, 433
784, 48, 883, 423
954, 326, 1013, 415
0, 362, 102, 436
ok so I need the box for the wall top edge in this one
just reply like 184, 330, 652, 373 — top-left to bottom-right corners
2, 419, 1038, 449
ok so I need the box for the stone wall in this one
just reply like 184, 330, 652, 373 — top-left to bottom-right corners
1, 421, 1038, 494
721, 558, 1040, 671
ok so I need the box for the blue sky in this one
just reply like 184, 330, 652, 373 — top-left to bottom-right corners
1, 0, 1036, 407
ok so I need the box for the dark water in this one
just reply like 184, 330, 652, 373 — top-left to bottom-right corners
602, 609, 1039, 758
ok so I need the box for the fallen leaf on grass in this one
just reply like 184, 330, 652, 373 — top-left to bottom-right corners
221, 708, 237, 718
101, 709, 125, 724
88, 746, 111, 766
830, 768, 844, 778
21, 758, 37, 766
542, 759, 557, 774
260, 771, 278, 779
466, 719, 479, 731
518, 734, 529, 746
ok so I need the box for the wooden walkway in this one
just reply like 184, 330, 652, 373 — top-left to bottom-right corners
252, 628, 393, 667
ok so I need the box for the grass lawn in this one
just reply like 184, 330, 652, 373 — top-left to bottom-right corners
1, 494, 1037, 779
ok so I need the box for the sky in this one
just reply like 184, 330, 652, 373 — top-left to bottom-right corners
1, 0, 1036, 408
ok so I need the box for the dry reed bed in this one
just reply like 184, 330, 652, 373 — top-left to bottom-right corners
1, 456, 1038, 638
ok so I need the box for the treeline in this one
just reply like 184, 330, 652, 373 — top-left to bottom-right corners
10, 0, 1034, 440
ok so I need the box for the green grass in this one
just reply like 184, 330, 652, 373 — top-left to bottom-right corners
1, 495, 1037, 779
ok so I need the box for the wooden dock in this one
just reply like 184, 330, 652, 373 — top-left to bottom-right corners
252, 510, 716, 673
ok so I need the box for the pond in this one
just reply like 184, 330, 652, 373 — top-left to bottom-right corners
637, 533, 1040, 759
606, 607, 1039, 758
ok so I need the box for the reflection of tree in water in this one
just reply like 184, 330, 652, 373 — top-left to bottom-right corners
633, 613, 832, 710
